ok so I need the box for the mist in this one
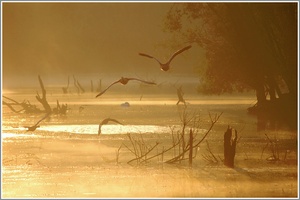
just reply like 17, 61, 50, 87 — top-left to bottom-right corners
3, 2, 204, 89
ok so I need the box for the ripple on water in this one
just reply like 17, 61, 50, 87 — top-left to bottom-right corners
39, 124, 178, 135
3, 124, 207, 136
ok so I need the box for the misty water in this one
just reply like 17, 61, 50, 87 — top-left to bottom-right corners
3, 124, 183, 135
2, 88, 298, 198
2, 86, 258, 138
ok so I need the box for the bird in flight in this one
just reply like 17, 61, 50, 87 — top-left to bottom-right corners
24, 112, 51, 132
139, 45, 192, 72
98, 118, 123, 135
95, 77, 156, 97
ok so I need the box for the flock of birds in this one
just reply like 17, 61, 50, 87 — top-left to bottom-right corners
95, 44, 192, 97
24, 45, 193, 134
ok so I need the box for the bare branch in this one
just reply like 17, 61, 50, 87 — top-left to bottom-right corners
128, 142, 160, 164
35, 75, 52, 113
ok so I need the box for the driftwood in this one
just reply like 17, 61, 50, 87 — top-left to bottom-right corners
77, 80, 85, 93
166, 112, 223, 164
72, 76, 85, 94
123, 131, 182, 165
36, 75, 52, 113
53, 100, 68, 115
3, 76, 68, 115
73, 75, 80, 94
123, 112, 222, 166
3, 96, 42, 114
224, 126, 238, 168
2, 100, 24, 113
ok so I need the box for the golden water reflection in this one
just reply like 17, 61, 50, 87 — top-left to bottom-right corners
2, 124, 207, 137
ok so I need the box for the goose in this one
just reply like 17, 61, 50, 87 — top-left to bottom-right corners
24, 112, 51, 132
95, 77, 156, 97
98, 118, 123, 135
139, 45, 192, 71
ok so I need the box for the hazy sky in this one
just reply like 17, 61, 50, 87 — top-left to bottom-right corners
3, 2, 204, 88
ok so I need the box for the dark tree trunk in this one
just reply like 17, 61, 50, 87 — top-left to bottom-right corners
252, 75, 297, 131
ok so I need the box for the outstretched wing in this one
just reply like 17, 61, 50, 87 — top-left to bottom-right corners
139, 53, 162, 66
167, 45, 192, 64
33, 112, 51, 127
139, 53, 154, 59
127, 78, 157, 85
95, 79, 121, 97
98, 118, 123, 135
107, 118, 123, 125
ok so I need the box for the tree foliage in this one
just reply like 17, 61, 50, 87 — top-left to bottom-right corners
165, 3, 297, 96
164, 3, 298, 130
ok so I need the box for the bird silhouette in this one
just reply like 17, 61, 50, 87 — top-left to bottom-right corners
98, 118, 123, 135
139, 45, 192, 71
24, 112, 51, 132
95, 77, 156, 97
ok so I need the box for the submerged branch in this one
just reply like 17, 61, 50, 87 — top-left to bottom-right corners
2, 95, 41, 113
166, 112, 223, 164
35, 75, 52, 113
127, 142, 160, 164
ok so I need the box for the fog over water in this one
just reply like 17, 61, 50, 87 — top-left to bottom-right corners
2, 3, 298, 198
3, 2, 205, 89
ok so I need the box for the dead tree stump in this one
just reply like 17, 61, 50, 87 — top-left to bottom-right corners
77, 80, 85, 93
224, 126, 237, 168
36, 75, 52, 113
62, 76, 70, 94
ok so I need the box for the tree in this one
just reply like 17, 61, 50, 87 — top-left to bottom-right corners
164, 3, 297, 130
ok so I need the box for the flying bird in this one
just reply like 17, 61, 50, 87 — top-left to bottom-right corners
24, 112, 51, 132
95, 77, 156, 97
98, 118, 123, 135
139, 45, 192, 71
